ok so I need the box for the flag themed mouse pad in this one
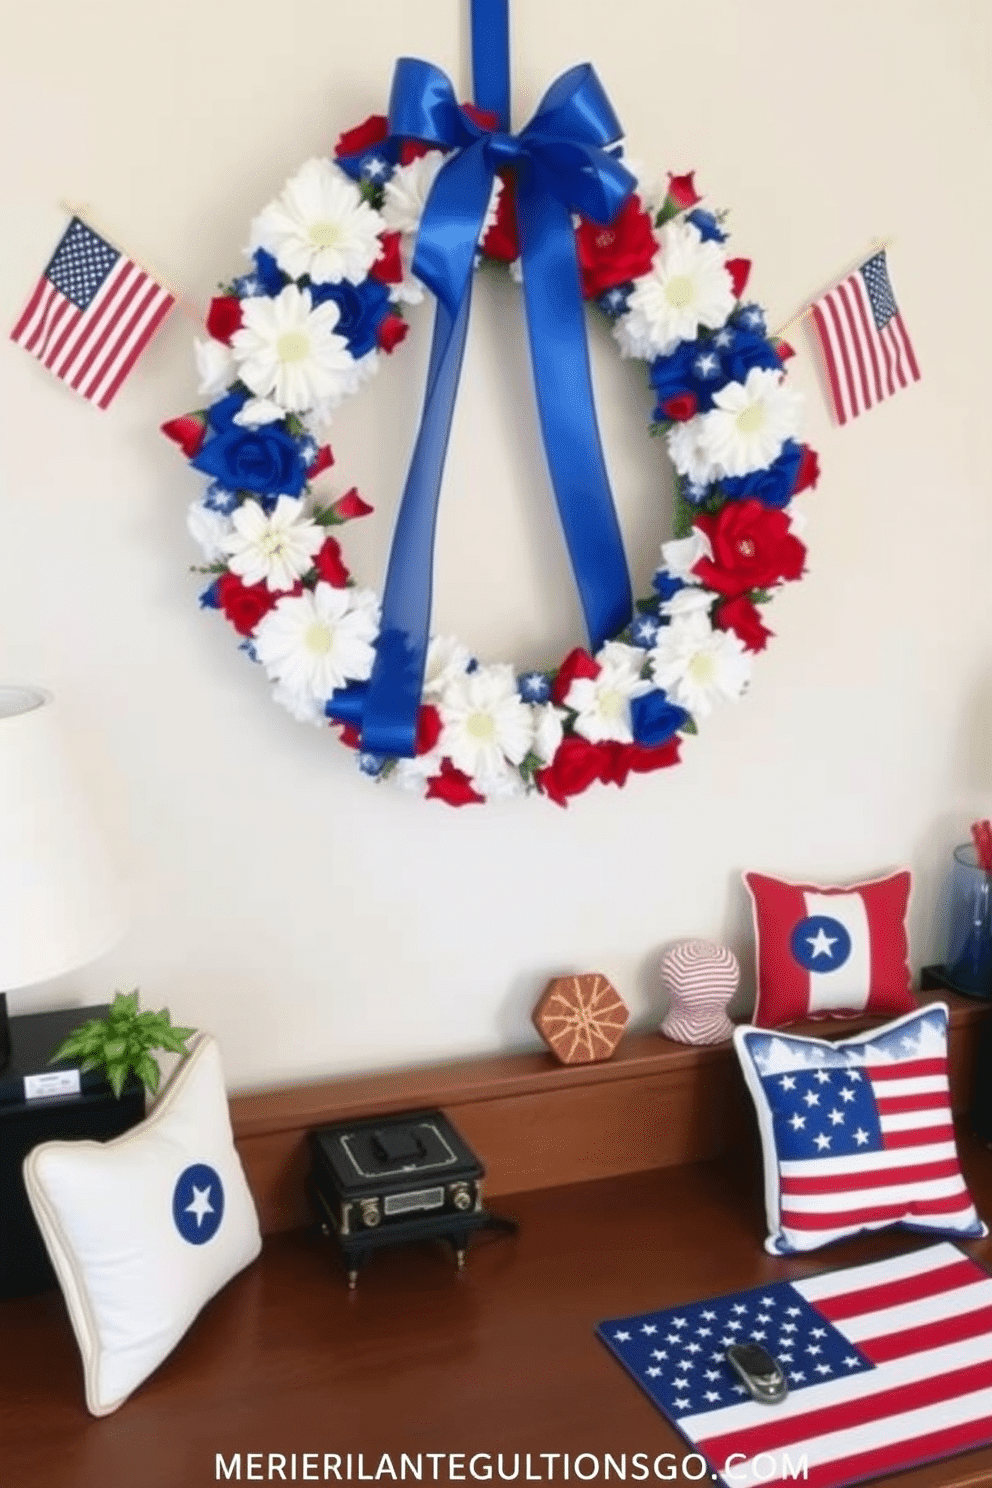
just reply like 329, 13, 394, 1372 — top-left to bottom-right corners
597, 1242, 992, 1486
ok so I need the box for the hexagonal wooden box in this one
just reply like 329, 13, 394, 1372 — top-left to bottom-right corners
532, 973, 629, 1065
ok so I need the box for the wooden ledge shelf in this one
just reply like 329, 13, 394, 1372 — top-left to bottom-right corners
231, 989, 991, 1236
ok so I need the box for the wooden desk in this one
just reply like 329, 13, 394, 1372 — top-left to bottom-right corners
3, 1128, 992, 1488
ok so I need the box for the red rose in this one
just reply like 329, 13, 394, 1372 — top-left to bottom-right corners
662, 393, 698, 423
791, 445, 820, 496
376, 314, 409, 353
667, 172, 700, 210
726, 258, 751, 300
216, 574, 277, 636
550, 647, 600, 707
334, 115, 389, 158
398, 138, 432, 165
314, 538, 350, 588
161, 412, 207, 458
332, 488, 374, 521
482, 174, 519, 261
426, 758, 485, 807
602, 739, 681, 785
623, 739, 681, 774
575, 196, 657, 300
692, 500, 806, 597
417, 705, 442, 755
714, 595, 774, 653
775, 339, 796, 364
205, 296, 243, 345
369, 231, 403, 286
306, 445, 334, 479
535, 737, 609, 807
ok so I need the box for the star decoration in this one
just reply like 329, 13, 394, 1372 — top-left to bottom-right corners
184, 1184, 215, 1227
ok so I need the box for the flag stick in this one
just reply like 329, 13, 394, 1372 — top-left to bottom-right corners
59, 199, 205, 327
773, 237, 894, 339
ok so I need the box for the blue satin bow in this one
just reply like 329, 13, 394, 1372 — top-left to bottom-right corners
336, 25, 637, 758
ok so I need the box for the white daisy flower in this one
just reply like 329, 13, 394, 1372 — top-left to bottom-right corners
271, 680, 327, 727
532, 702, 565, 764
613, 220, 736, 359
470, 759, 527, 801
230, 285, 356, 413
194, 337, 235, 396
248, 157, 386, 285
187, 501, 232, 563
649, 612, 751, 718
220, 495, 324, 592
381, 152, 448, 236
661, 529, 713, 583
422, 635, 473, 696
660, 586, 718, 620
438, 663, 534, 779
383, 153, 503, 304
667, 417, 718, 487
253, 584, 380, 701
564, 641, 652, 745
695, 367, 802, 478
392, 749, 444, 794
380, 152, 447, 303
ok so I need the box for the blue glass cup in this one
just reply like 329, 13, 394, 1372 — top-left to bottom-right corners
946, 843, 992, 998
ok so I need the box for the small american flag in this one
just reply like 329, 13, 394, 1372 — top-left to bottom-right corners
10, 216, 174, 409
739, 1009, 983, 1253
598, 1241, 992, 1486
808, 250, 920, 425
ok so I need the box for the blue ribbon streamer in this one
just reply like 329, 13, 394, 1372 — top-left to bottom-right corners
346, 7, 636, 757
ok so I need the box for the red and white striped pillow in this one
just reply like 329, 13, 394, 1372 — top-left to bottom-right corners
744, 869, 915, 1029
734, 1003, 986, 1254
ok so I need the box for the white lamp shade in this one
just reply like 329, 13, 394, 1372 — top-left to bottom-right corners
0, 686, 125, 991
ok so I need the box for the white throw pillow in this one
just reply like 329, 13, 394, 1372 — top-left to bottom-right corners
23, 1033, 261, 1415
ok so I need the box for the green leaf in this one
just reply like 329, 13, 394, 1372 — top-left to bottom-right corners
671, 496, 697, 541
157, 1029, 192, 1056
134, 1053, 161, 1095
654, 196, 681, 228
311, 504, 344, 527
106, 1062, 128, 1099
49, 1033, 83, 1064
103, 1037, 126, 1062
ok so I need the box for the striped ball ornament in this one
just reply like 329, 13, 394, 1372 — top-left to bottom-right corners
659, 939, 738, 1045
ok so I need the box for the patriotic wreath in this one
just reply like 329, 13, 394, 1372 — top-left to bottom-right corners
163, 108, 819, 809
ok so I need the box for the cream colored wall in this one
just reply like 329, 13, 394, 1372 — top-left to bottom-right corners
2, 0, 990, 1091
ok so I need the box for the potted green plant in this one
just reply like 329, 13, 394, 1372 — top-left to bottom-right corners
49, 990, 196, 1098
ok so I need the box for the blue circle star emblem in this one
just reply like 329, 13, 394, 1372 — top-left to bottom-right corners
172, 1163, 224, 1245
790, 914, 852, 973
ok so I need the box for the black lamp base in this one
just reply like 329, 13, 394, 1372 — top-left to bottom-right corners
0, 993, 9, 1073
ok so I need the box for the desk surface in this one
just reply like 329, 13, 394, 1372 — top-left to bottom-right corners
3, 1131, 992, 1488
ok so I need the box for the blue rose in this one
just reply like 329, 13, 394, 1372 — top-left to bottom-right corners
310, 277, 391, 358
685, 209, 726, 243
650, 325, 783, 419
719, 440, 804, 508
720, 327, 781, 388
191, 424, 307, 497
649, 343, 698, 408
652, 571, 685, 602
253, 249, 287, 297
631, 690, 690, 747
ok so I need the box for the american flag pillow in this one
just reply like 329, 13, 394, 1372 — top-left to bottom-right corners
734, 1004, 987, 1255
744, 869, 915, 1029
